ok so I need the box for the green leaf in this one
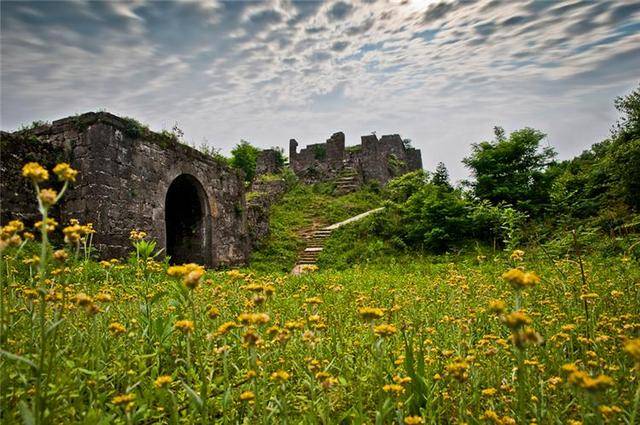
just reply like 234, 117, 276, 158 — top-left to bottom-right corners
19, 401, 35, 425
0, 349, 38, 370
181, 381, 203, 408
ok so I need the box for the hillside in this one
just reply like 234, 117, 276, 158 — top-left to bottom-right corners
248, 182, 383, 273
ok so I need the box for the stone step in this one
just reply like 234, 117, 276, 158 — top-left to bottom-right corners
296, 260, 317, 265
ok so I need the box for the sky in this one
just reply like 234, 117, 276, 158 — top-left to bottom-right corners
1, 0, 639, 181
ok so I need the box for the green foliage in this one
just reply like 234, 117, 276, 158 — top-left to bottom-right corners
273, 146, 287, 167
249, 184, 383, 272
194, 142, 230, 166
431, 162, 452, 190
230, 140, 261, 182
384, 170, 430, 203
18, 120, 48, 132
387, 154, 406, 176
131, 239, 163, 262
463, 127, 556, 215
321, 169, 533, 264
548, 86, 640, 227
612, 84, 640, 142
280, 167, 299, 190
467, 200, 527, 249
313, 145, 326, 161
121, 117, 149, 139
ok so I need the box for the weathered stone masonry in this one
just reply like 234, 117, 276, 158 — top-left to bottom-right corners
289, 132, 422, 185
1, 112, 249, 267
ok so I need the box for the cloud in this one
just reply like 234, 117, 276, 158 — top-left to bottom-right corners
331, 40, 350, 51
345, 17, 375, 35
248, 9, 282, 28
327, 1, 354, 20
1, 0, 639, 182
422, 1, 456, 24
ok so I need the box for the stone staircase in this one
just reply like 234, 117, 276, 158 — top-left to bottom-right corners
335, 167, 359, 194
291, 207, 384, 275
295, 229, 332, 266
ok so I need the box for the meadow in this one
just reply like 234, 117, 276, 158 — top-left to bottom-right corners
2, 162, 640, 425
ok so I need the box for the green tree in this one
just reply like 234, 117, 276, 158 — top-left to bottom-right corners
431, 162, 452, 190
612, 84, 640, 142
463, 126, 556, 214
611, 85, 640, 210
230, 140, 260, 182
549, 85, 640, 218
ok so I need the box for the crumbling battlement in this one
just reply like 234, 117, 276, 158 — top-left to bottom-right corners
289, 132, 422, 185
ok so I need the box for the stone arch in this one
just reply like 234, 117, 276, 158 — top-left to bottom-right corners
165, 173, 211, 265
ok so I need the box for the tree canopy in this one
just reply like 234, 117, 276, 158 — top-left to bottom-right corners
230, 140, 260, 182
463, 126, 556, 215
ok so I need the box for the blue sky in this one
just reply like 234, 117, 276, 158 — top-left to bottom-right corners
1, 0, 639, 181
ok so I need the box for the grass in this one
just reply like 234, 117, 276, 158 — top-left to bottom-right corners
248, 182, 383, 273
1, 246, 639, 424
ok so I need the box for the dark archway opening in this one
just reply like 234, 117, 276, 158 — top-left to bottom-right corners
165, 174, 209, 265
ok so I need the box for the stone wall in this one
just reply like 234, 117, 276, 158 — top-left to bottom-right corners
289, 131, 422, 186
246, 178, 288, 246
0, 112, 249, 267
1, 129, 69, 228
255, 148, 283, 176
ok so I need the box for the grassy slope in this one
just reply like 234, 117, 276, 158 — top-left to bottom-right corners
248, 182, 383, 273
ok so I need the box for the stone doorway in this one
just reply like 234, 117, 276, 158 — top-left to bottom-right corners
165, 174, 210, 265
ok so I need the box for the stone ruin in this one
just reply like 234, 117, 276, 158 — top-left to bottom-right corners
289, 131, 422, 186
1, 112, 249, 267
1, 112, 424, 267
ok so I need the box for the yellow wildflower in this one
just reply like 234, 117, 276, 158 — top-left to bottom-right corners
174, 320, 194, 334
502, 311, 531, 330
374, 323, 398, 337
22, 162, 49, 182
624, 338, 640, 365
270, 370, 290, 382
39, 188, 58, 206
445, 360, 469, 382
358, 306, 385, 321
510, 249, 525, 261
502, 268, 540, 289
53, 163, 78, 182
112, 393, 135, 405
488, 299, 506, 314
382, 383, 405, 395
154, 375, 173, 389
481, 387, 497, 397
108, 322, 126, 335
239, 390, 255, 402
237, 312, 270, 326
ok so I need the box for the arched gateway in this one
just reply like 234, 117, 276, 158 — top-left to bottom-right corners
165, 174, 211, 265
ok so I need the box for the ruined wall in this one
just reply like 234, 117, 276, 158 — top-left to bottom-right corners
289, 132, 347, 184
1, 112, 249, 267
246, 178, 288, 246
289, 131, 422, 186
255, 149, 283, 176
